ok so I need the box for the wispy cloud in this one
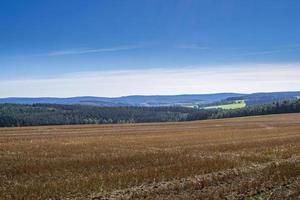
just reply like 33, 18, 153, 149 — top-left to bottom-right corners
176, 44, 210, 50
235, 49, 283, 56
234, 45, 300, 57
1, 63, 299, 97
46, 45, 143, 56
176, 43, 300, 58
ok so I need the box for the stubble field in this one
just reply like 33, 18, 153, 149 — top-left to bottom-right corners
1, 114, 300, 199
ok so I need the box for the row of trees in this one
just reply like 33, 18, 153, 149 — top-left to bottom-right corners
0, 99, 300, 127
0, 104, 194, 127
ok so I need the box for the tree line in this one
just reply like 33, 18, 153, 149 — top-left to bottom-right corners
0, 99, 300, 127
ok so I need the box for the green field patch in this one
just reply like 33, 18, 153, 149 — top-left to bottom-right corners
204, 100, 246, 110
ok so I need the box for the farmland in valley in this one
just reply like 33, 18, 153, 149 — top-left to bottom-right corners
204, 100, 246, 110
1, 114, 300, 199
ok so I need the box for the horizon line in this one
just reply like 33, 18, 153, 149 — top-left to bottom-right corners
1, 90, 300, 99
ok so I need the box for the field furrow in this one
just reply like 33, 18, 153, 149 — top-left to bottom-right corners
1, 114, 300, 199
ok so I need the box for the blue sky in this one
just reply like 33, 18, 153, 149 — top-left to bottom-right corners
1, 0, 300, 97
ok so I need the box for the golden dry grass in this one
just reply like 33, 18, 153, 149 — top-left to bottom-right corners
1, 114, 300, 199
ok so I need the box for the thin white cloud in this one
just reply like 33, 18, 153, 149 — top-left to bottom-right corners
176, 44, 210, 50
236, 44, 300, 56
0, 64, 299, 97
46, 45, 143, 56
236, 50, 283, 56
175, 44, 300, 57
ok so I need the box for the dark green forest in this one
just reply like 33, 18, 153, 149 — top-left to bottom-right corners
1, 99, 300, 127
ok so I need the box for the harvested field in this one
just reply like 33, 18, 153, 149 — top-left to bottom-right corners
1, 114, 300, 200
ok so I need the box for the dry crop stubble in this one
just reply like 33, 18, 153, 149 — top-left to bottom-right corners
0, 114, 300, 199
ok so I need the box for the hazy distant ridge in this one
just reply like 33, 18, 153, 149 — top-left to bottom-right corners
0, 91, 299, 107
0, 93, 244, 107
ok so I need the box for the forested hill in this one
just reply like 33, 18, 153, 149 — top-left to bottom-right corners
0, 99, 300, 127
0, 93, 243, 107
0, 91, 299, 107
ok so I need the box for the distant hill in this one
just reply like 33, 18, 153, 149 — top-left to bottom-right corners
226, 91, 300, 105
0, 93, 244, 107
0, 91, 299, 107
1, 98, 300, 127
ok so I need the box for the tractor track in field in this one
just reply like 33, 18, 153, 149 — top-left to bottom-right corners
82, 156, 300, 200
3, 114, 300, 200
